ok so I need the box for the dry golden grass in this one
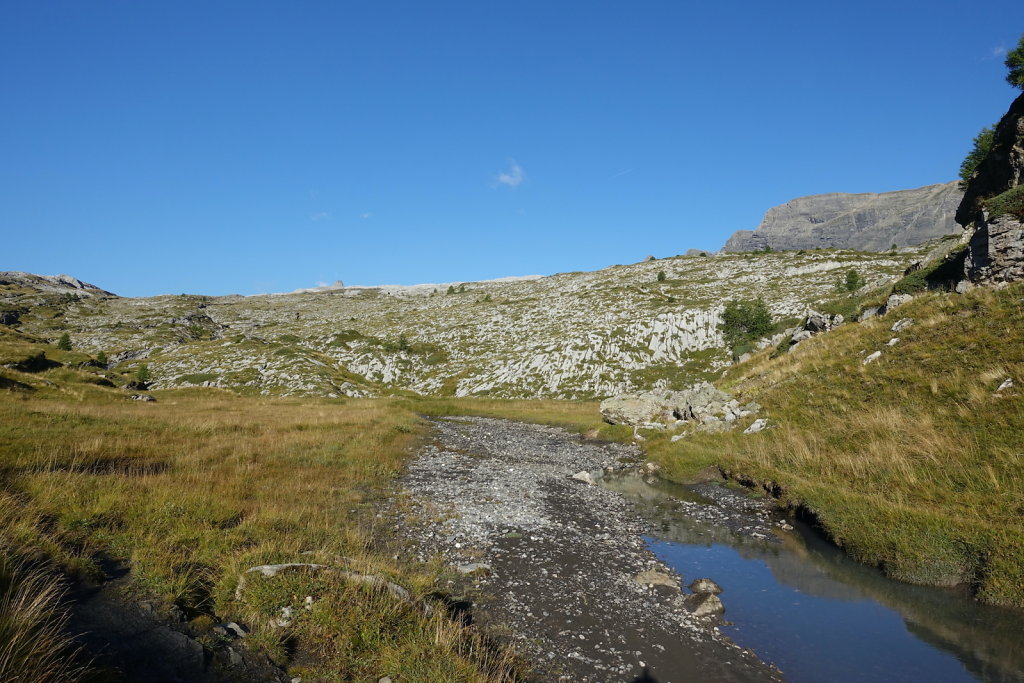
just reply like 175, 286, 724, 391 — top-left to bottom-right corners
0, 368, 523, 681
0, 497, 85, 683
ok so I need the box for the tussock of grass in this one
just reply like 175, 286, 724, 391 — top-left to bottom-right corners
648, 284, 1024, 606
0, 355, 523, 680
0, 502, 85, 683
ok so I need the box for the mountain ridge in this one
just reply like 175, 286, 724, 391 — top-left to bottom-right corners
723, 181, 963, 252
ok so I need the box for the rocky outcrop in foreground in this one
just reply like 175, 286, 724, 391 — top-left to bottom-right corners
958, 92, 1024, 283
723, 182, 963, 253
600, 382, 762, 435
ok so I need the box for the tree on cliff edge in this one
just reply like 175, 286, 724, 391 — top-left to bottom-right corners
1008, 34, 1024, 89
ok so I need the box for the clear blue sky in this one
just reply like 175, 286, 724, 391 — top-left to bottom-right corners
2, 1, 1022, 296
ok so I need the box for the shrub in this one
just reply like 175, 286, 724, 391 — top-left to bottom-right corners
892, 270, 929, 295
446, 286, 455, 295
985, 185, 1024, 221
656, 271, 666, 282
95, 350, 108, 367
720, 299, 773, 353
136, 363, 151, 383
56, 333, 71, 351
959, 125, 995, 189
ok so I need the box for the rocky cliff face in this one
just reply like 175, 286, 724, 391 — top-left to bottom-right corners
723, 182, 963, 253
957, 92, 1024, 282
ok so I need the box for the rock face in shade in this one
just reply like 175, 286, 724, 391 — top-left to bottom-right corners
957, 92, 1024, 283
723, 182, 963, 253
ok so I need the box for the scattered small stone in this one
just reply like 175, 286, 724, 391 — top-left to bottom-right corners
886, 337, 900, 346
859, 306, 882, 321
572, 471, 597, 485
996, 378, 1014, 393
129, 394, 156, 402
790, 330, 812, 346
214, 621, 248, 638
276, 606, 294, 628
863, 351, 882, 364
635, 570, 679, 589
689, 578, 723, 595
886, 293, 914, 311
684, 592, 724, 617
891, 317, 914, 333
743, 418, 768, 434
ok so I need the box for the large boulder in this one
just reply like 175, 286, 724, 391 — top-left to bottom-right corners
599, 394, 666, 425
804, 309, 843, 334
670, 382, 732, 421
600, 383, 749, 428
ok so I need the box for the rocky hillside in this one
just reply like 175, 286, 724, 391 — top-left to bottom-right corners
2, 247, 934, 399
0, 271, 114, 296
723, 182, 962, 252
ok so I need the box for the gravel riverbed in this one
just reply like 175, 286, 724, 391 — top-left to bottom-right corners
396, 417, 784, 682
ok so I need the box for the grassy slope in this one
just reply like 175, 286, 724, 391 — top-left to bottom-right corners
0, 332, 520, 681
644, 283, 1024, 607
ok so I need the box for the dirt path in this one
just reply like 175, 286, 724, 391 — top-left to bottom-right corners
397, 417, 783, 682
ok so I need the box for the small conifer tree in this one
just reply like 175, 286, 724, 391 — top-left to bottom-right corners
657, 271, 666, 282
1006, 34, 1024, 89
57, 333, 71, 351
844, 269, 862, 292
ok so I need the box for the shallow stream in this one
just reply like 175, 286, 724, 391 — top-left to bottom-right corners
599, 473, 1024, 683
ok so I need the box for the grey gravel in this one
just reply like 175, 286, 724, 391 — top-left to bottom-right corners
396, 417, 782, 682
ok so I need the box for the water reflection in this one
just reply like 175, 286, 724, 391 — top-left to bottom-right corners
603, 473, 1024, 683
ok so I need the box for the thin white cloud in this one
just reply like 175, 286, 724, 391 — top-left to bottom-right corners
610, 168, 634, 179
360, 212, 372, 219
993, 45, 1008, 57
496, 160, 525, 188
310, 211, 330, 221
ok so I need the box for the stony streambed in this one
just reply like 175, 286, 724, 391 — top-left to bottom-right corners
396, 417, 785, 682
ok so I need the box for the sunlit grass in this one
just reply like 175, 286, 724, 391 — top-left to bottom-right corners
644, 283, 1024, 606
0, 368, 522, 680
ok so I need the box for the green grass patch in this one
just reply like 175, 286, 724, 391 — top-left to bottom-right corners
985, 185, 1024, 221
660, 284, 1024, 607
